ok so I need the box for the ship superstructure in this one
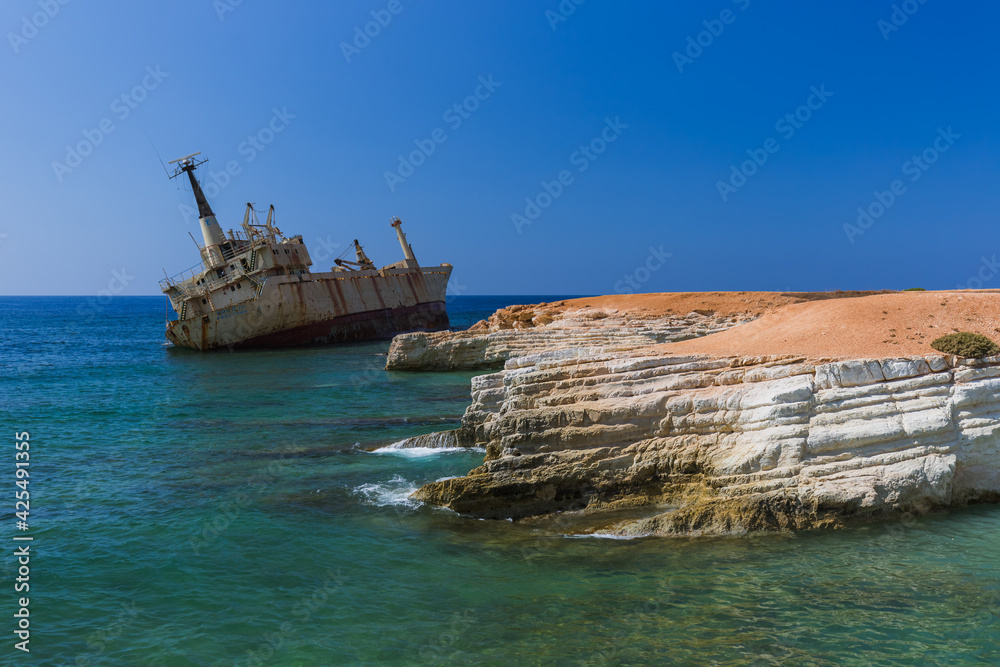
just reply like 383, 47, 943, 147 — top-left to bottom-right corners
159, 153, 452, 350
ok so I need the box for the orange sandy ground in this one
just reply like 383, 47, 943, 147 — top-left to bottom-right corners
554, 291, 887, 318
554, 291, 1000, 360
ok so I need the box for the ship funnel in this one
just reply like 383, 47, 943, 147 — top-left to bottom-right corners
390, 217, 418, 267
169, 152, 227, 254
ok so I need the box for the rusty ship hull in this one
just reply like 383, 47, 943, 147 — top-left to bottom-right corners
166, 266, 451, 351
160, 152, 453, 351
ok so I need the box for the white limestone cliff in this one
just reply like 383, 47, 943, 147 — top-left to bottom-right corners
411, 348, 1000, 536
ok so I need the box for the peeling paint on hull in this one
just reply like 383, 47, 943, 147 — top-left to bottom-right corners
165, 267, 451, 351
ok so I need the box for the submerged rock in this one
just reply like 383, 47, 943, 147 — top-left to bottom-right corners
380, 430, 463, 450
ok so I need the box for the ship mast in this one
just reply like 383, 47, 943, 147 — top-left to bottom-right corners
169, 152, 226, 267
391, 217, 418, 268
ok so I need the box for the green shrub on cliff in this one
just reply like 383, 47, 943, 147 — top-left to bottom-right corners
930, 332, 1000, 358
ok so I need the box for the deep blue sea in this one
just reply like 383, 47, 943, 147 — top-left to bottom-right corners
3, 296, 1000, 666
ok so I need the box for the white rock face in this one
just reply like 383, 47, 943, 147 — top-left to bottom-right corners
413, 349, 1000, 536
386, 309, 752, 371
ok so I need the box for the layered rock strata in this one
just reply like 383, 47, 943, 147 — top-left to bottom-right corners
411, 348, 1000, 536
386, 307, 753, 371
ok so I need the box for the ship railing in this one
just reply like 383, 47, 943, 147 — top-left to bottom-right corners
190, 235, 252, 260
228, 228, 253, 243
161, 233, 261, 290
162, 263, 263, 299
202, 270, 254, 294
187, 227, 255, 250
159, 262, 206, 291
221, 238, 252, 261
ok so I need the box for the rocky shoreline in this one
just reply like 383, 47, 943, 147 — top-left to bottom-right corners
389, 294, 1000, 536
386, 303, 754, 371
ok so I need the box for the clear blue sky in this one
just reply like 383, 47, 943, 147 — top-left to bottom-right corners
2, 0, 998, 296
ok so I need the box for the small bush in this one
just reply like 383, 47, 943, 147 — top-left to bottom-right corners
902, 287, 926, 291
930, 332, 1000, 358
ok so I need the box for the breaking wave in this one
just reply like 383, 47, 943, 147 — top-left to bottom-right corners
372, 430, 483, 457
373, 444, 476, 458
353, 474, 420, 508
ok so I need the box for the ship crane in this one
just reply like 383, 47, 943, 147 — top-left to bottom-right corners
334, 240, 376, 271
391, 216, 418, 267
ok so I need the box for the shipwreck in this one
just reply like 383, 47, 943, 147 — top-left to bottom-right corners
159, 153, 452, 350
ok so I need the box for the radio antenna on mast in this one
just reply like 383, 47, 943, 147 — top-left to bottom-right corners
143, 130, 170, 178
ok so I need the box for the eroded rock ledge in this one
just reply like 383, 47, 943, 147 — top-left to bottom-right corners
410, 349, 1000, 536
386, 306, 753, 371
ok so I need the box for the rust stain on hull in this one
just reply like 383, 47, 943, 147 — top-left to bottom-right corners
233, 301, 448, 348
166, 268, 452, 351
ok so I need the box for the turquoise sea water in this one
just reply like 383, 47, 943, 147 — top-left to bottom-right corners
3, 296, 1000, 666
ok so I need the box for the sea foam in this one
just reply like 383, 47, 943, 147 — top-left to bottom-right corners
353, 474, 420, 508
